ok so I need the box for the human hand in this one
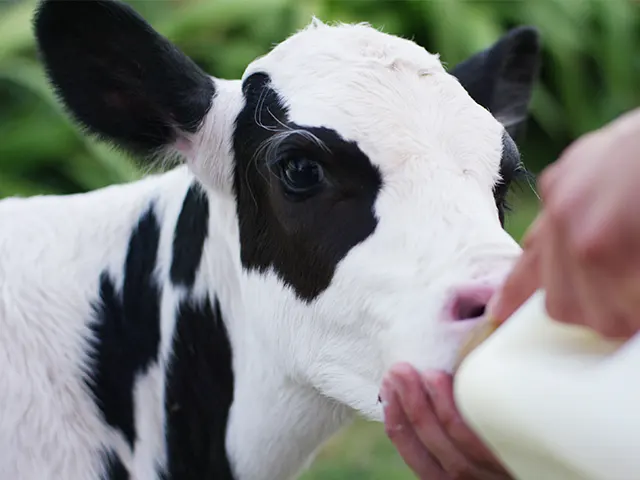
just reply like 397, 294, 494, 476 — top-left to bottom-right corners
380, 363, 511, 479
488, 107, 640, 339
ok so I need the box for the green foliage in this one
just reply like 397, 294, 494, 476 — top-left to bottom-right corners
300, 419, 418, 480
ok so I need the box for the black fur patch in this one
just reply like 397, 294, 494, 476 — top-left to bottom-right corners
86, 205, 162, 450
162, 296, 235, 480
33, 0, 215, 155
102, 450, 129, 480
170, 182, 210, 288
232, 72, 383, 301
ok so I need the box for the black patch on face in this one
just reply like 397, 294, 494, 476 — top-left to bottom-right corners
232, 72, 383, 301
102, 449, 129, 480
170, 182, 210, 288
162, 296, 235, 480
86, 205, 162, 450
33, 0, 215, 156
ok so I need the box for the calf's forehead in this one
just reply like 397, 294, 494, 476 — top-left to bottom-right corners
245, 21, 444, 78
242, 22, 506, 182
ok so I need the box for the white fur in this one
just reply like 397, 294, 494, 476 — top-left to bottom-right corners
0, 20, 523, 480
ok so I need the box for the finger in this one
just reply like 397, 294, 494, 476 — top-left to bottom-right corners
542, 212, 586, 325
576, 275, 631, 338
574, 261, 639, 338
537, 163, 561, 204
487, 247, 541, 324
521, 213, 544, 250
610, 287, 640, 339
421, 371, 510, 475
485, 214, 543, 322
387, 363, 485, 478
571, 209, 640, 338
380, 376, 448, 479
538, 133, 595, 203
608, 257, 640, 337
567, 240, 620, 335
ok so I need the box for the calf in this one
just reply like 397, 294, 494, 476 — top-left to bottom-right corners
0, 0, 541, 478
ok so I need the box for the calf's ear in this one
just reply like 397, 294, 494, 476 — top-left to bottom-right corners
33, 0, 216, 157
449, 26, 541, 139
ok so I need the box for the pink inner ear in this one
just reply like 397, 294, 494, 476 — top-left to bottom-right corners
174, 137, 193, 156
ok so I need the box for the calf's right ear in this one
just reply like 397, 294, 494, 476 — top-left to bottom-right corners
449, 26, 542, 140
33, 0, 216, 158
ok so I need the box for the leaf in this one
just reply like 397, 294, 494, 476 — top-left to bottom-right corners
0, 0, 37, 62
0, 59, 139, 184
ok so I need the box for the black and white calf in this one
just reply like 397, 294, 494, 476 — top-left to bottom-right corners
0, 1, 541, 478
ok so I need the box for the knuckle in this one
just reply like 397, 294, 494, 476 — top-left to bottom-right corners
574, 232, 607, 263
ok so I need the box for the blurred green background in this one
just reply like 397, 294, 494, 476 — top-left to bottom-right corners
0, 0, 638, 478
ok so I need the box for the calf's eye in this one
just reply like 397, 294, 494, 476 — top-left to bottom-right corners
279, 156, 325, 198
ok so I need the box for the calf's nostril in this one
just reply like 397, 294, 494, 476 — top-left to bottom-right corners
460, 301, 486, 320
451, 293, 490, 321
447, 285, 496, 321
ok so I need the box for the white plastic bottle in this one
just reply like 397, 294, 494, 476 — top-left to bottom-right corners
453, 290, 640, 480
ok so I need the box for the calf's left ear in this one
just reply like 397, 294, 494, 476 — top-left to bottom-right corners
33, 0, 216, 158
449, 26, 541, 139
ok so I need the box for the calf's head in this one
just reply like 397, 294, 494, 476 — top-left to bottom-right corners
35, 1, 540, 418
